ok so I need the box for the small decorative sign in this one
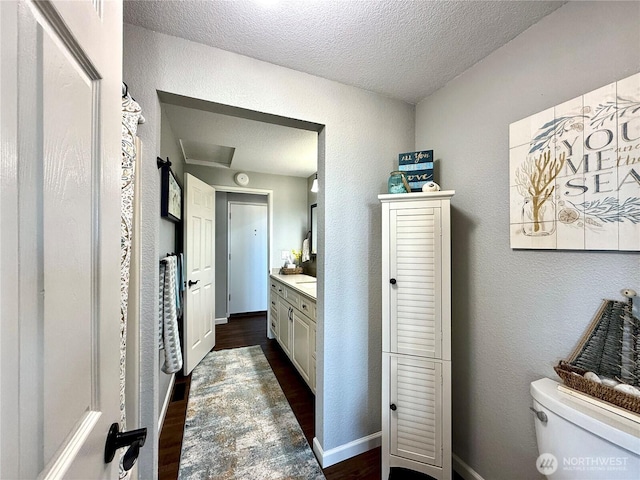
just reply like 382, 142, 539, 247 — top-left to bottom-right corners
398, 150, 434, 192
509, 72, 640, 250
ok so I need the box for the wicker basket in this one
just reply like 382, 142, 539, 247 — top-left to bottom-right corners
554, 361, 640, 414
280, 267, 303, 275
554, 291, 640, 414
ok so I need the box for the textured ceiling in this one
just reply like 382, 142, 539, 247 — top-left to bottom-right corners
162, 102, 318, 177
127, 1, 565, 177
124, 0, 565, 105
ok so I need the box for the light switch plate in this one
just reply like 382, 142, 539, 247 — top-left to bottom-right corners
281, 250, 290, 260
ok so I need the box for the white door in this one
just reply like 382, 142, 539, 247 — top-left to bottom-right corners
0, 0, 123, 478
183, 173, 216, 374
228, 202, 268, 314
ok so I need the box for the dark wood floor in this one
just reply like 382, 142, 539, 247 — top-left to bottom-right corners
158, 313, 462, 480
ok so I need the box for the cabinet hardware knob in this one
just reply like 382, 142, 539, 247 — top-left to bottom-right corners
390, 403, 397, 411
390, 278, 397, 285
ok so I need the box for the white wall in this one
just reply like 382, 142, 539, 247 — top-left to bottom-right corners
159, 104, 184, 257
157, 106, 184, 427
123, 24, 414, 475
415, 2, 640, 479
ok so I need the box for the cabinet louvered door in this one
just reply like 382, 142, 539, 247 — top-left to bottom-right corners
389, 355, 442, 467
389, 206, 442, 358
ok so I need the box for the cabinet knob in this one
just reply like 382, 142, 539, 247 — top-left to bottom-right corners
390, 403, 397, 411
389, 278, 397, 285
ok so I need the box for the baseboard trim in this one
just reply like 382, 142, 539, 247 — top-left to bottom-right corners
158, 373, 175, 434
453, 453, 485, 480
215, 317, 228, 325
312, 432, 381, 468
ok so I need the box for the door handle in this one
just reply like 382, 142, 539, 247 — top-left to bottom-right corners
104, 423, 147, 471
390, 278, 397, 285
188, 279, 200, 287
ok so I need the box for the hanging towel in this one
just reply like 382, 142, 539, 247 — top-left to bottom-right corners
302, 238, 311, 263
159, 256, 183, 374
176, 253, 185, 318
173, 255, 181, 317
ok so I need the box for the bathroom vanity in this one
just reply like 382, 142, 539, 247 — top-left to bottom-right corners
269, 274, 317, 393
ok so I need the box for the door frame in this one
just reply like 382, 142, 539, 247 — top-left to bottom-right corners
227, 201, 268, 316
212, 185, 274, 335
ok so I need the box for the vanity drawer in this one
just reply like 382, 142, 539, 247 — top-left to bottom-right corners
300, 296, 315, 320
272, 280, 286, 298
285, 287, 300, 308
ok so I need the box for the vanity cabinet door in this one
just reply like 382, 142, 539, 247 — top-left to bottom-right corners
277, 297, 292, 356
292, 309, 311, 384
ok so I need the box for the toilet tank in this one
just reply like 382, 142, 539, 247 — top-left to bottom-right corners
530, 378, 640, 480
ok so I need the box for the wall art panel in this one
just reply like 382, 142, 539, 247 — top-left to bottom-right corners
509, 72, 640, 250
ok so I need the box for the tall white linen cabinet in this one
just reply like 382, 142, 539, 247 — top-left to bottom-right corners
379, 191, 454, 480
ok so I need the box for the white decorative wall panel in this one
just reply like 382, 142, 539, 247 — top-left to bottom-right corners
509, 72, 640, 250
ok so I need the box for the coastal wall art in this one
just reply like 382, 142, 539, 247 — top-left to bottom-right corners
509, 72, 640, 250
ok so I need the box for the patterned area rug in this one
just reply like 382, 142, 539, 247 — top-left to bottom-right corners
178, 346, 325, 479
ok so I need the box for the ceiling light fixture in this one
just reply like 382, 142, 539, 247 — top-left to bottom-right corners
311, 174, 318, 193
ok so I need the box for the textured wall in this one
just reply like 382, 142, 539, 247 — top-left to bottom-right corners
415, 2, 640, 479
158, 106, 185, 422
123, 24, 414, 476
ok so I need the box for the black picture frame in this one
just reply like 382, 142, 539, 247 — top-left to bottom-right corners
161, 166, 182, 222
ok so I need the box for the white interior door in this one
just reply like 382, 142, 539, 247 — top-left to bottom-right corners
0, 0, 123, 478
228, 202, 268, 314
183, 173, 216, 374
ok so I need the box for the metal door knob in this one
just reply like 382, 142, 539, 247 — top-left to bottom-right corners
390, 278, 397, 285
104, 423, 147, 471
188, 279, 200, 287
390, 403, 397, 411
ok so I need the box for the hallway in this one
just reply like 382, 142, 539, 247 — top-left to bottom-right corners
158, 313, 381, 479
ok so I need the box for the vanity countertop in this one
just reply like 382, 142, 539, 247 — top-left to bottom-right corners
270, 273, 317, 300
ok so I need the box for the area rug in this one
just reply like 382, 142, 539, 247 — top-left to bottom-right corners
178, 345, 325, 479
